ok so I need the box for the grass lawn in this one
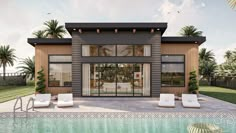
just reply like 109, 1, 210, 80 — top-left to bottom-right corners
200, 86, 236, 104
0, 86, 35, 103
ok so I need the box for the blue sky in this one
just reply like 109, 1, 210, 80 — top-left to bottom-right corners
0, 0, 235, 72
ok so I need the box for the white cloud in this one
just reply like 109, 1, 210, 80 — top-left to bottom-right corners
0, 0, 219, 72
213, 43, 236, 64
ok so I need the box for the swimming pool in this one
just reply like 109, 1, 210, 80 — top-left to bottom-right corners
0, 112, 235, 133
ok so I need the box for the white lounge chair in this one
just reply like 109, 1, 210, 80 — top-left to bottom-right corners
34, 94, 51, 108
57, 94, 74, 107
158, 94, 175, 107
182, 94, 200, 108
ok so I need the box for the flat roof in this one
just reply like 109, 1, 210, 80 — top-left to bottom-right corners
65, 22, 167, 35
161, 36, 206, 45
28, 36, 206, 47
27, 38, 71, 47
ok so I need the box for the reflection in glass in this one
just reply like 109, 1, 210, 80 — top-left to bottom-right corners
161, 64, 185, 86
99, 64, 116, 96
98, 45, 116, 56
117, 64, 133, 96
82, 45, 98, 56
49, 56, 72, 62
49, 64, 72, 87
82, 63, 151, 96
134, 45, 151, 56
162, 55, 184, 62
117, 45, 133, 56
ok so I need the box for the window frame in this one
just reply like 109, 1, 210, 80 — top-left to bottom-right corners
81, 44, 152, 57
48, 55, 72, 87
161, 54, 185, 87
81, 62, 152, 97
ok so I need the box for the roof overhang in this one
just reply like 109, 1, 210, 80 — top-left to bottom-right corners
27, 38, 72, 47
65, 22, 167, 35
161, 36, 206, 45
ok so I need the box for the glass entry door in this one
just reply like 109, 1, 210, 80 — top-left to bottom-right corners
99, 64, 116, 96
117, 64, 134, 96
82, 63, 150, 96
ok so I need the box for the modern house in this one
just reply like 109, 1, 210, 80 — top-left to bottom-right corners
28, 23, 206, 97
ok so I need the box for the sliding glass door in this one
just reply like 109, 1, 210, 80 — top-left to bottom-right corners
82, 63, 150, 96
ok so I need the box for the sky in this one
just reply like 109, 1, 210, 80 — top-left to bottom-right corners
0, 0, 235, 72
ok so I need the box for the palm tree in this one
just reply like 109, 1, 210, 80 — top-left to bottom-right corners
0, 45, 17, 80
44, 19, 67, 38
224, 50, 233, 63
17, 56, 35, 80
199, 48, 215, 62
33, 30, 46, 38
228, 0, 236, 9
179, 25, 203, 37
200, 60, 217, 85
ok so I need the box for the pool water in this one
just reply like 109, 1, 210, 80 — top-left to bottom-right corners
0, 113, 235, 133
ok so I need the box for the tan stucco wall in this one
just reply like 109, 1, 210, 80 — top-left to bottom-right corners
35, 45, 72, 95
161, 44, 199, 95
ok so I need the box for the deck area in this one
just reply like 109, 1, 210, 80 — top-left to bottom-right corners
0, 94, 236, 113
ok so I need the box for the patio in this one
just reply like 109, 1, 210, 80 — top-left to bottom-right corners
0, 94, 236, 113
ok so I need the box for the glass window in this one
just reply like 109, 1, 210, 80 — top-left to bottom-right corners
49, 56, 72, 62
82, 45, 98, 56
161, 55, 185, 87
134, 45, 151, 56
162, 55, 184, 62
49, 55, 72, 87
82, 63, 151, 96
49, 64, 72, 87
117, 45, 133, 56
98, 45, 116, 56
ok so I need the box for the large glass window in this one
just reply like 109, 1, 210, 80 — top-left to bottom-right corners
82, 45, 98, 56
161, 55, 185, 87
49, 55, 72, 87
117, 45, 133, 56
82, 45, 151, 57
82, 63, 150, 96
134, 45, 151, 56
98, 45, 116, 56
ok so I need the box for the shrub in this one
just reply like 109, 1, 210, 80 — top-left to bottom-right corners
188, 70, 199, 94
35, 67, 46, 93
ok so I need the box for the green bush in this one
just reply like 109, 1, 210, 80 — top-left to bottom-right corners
35, 67, 46, 93
188, 70, 199, 93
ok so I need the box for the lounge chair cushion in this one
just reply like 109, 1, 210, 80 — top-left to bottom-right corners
34, 101, 50, 107
34, 94, 51, 108
57, 94, 74, 107
182, 94, 200, 108
158, 94, 175, 107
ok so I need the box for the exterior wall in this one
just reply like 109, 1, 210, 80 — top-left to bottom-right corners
160, 44, 199, 95
72, 31, 161, 97
35, 45, 72, 95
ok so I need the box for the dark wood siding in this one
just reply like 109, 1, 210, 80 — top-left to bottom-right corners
72, 31, 161, 97
72, 33, 82, 97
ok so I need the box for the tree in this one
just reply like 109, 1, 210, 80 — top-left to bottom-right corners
17, 56, 35, 80
216, 49, 236, 77
33, 30, 46, 38
199, 48, 217, 84
44, 19, 66, 38
224, 50, 232, 61
188, 70, 198, 94
199, 60, 217, 85
199, 48, 215, 62
228, 0, 236, 9
0, 45, 17, 80
179, 25, 203, 37
36, 67, 46, 93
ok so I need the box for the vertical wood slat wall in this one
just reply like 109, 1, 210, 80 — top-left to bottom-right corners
35, 45, 72, 95
160, 44, 199, 95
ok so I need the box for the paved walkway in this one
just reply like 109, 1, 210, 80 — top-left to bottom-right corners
0, 94, 236, 113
